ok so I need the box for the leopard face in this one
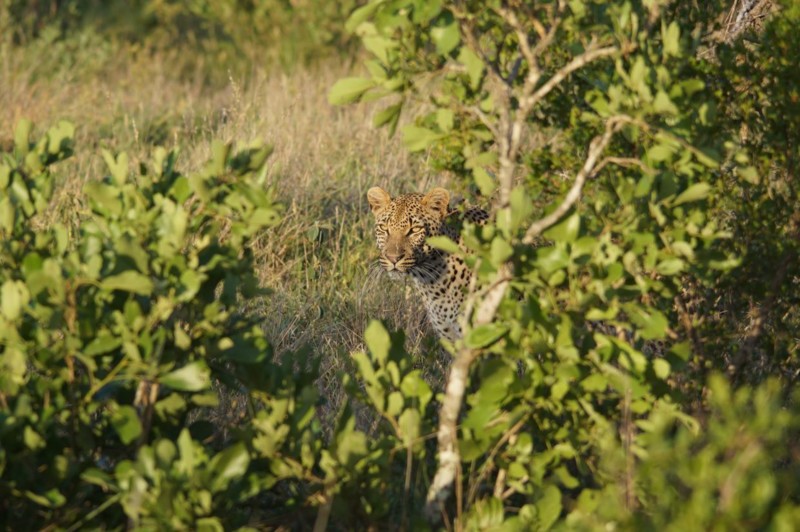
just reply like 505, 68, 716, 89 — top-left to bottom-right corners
367, 186, 479, 341
367, 187, 451, 280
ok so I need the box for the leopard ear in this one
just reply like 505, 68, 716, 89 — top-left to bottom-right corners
422, 187, 450, 219
367, 187, 391, 215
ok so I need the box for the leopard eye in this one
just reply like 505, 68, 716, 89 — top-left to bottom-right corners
411, 225, 425, 234
376, 223, 388, 232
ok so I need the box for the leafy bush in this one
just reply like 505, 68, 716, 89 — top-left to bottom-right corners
330, 0, 800, 528
0, 119, 329, 528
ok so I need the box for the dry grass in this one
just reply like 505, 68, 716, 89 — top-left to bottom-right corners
2, 42, 454, 422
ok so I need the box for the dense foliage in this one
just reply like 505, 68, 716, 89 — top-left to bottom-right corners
329, 0, 800, 527
1, 0, 798, 529
0, 122, 322, 528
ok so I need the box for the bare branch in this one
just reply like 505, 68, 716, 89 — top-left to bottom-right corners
593, 156, 657, 176
523, 116, 628, 244
520, 44, 618, 112
461, 104, 500, 138
497, 41, 618, 209
494, 6, 537, 80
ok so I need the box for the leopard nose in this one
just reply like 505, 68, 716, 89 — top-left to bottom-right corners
384, 250, 405, 264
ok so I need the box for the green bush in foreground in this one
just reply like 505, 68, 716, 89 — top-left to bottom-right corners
0, 120, 330, 529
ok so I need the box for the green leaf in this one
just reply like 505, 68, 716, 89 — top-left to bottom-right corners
81, 468, 114, 490
475, 359, 514, 403
536, 485, 562, 531
647, 144, 673, 162
400, 371, 433, 411
466, 497, 504, 529
662, 21, 680, 57
1, 280, 23, 320
25, 489, 66, 508
161, 361, 211, 392
102, 149, 129, 185
673, 182, 711, 205
102, 271, 153, 295
14, 118, 32, 156
84, 334, 122, 357
24, 426, 46, 450
427, 235, 461, 254
328, 77, 376, 105
398, 408, 421, 446
431, 20, 460, 55
364, 320, 391, 364
112, 405, 142, 444
197, 518, 225, 532
581, 373, 607, 392
402, 125, 443, 152
737, 166, 760, 185
465, 323, 508, 348
0, 195, 12, 233
373, 102, 403, 135
653, 90, 678, 115
386, 391, 404, 417
209, 443, 250, 493
473, 167, 496, 196
345, 2, 383, 33
458, 47, 484, 89
436, 108, 455, 132
84, 181, 122, 216
45, 120, 75, 156
543, 211, 580, 243
363, 34, 396, 64
656, 257, 685, 275
509, 186, 533, 232
629, 306, 669, 340
653, 358, 671, 379
551, 378, 569, 400
490, 236, 513, 266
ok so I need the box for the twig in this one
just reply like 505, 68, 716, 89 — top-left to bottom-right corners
523, 116, 628, 244
593, 156, 656, 176
467, 414, 528, 504
498, 41, 619, 210
312, 493, 334, 532
520, 44, 618, 114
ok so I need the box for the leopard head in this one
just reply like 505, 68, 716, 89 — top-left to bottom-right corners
367, 186, 450, 277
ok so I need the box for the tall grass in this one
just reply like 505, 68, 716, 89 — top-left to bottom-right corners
2, 40, 456, 424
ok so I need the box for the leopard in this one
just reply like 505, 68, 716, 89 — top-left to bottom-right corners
367, 186, 488, 341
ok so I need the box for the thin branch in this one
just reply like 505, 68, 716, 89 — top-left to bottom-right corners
461, 103, 500, 138
593, 156, 657, 176
467, 414, 529, 504
499, 41, 619, 209
520, 44, 619, 113
494, 6, 538, 80
523, 116, 628, 244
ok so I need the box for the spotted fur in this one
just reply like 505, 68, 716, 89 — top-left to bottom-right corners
367, 186, 488, 341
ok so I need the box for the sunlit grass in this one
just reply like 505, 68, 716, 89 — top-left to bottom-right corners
2, 40, 456, 425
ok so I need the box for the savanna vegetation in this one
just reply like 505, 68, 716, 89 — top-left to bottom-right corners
1, 0, 799, 530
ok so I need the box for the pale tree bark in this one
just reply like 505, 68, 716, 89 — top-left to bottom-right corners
424, 5, 625, 524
